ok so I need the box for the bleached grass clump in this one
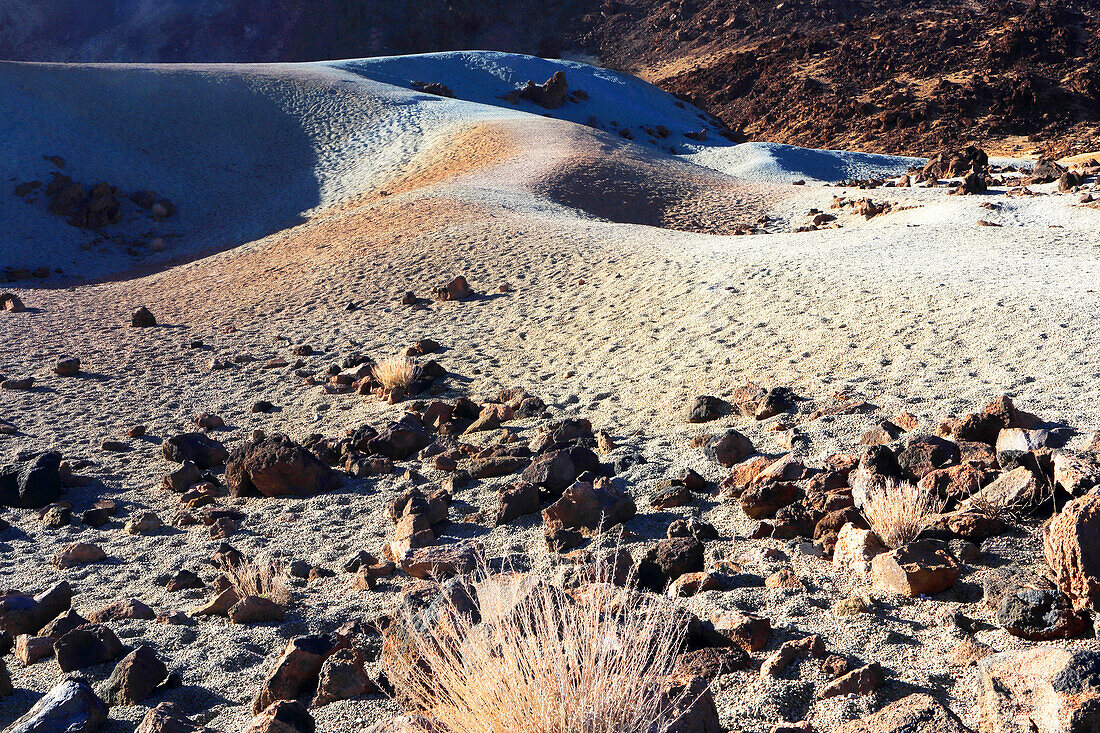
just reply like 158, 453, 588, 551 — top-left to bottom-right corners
385, 552, 692, 733
856, 473, 945, 549
373, 357, 418, 390
225, 557, 290, 606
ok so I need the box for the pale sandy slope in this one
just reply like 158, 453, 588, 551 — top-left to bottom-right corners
1, 55, 1100, 733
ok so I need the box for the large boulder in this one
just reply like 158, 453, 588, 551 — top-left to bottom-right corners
0, 451, 62, 508
5, 678, 107, 733
980, 647, 1100, 733
226, 434, 342, 498
1044, 489, 1100, 610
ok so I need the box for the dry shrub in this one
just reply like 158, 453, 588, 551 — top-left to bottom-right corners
373, 357, 418, 390
856, 473, 945, 549
386, 552, 692, 733
225, 557, 290, 606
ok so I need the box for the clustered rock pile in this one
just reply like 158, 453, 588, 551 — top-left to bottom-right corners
3, 284, 1100, 732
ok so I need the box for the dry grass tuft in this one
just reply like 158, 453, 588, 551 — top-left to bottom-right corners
225, 557, 291, 606
373, 357, 418, 390
385, 552, 693, 733
856, 473, 945, 549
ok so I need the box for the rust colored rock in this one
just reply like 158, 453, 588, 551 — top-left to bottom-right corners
246, 701, 315, 733
399, 541, 484, 580
706, 610, 770, 652
226, 434, 342, 498
711, 429, 756, 467
740, 481, 800, 519
312, 647, 376, 707
834, 693, 968, 732
542, 478, 635, 533
980, 647, 1100, 733
87, 598, 155, 623
871, 540, 959, 596
1044, 489, 1100, 611
817, 662, 882, 699
229, 596, 286, 625
53, 542, 106, 569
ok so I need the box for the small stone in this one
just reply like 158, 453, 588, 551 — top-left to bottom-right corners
53, 357, 81, 376
53, 542, 106, 569
125, 511, 164, 534
131, 306, 157, 327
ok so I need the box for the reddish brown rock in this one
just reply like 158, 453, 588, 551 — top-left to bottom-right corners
834, 693, 968, 732
740, 482, 800, 519
980, 647, 1100, 733
917, 463, 988, 503
496, 481, 540, 525
15, 634, 54, 665
870, 540, 960, 596
87, 598, 155, 623
252, 636, 334, 715
398, 540, 484, 580
246, 701, 314, 733
137, 702, 222, 733
436, 276, 473, 301
817, 662, 882, 699
712, 429, 756, 467
896, 435, 959, 481
103, 645, 169, 706
311, 647, 376, 707
229, 596, 286, 625
1044, 489, 1100, 611
542, 479, 635, 533
53, 542, 106, 569
638, 537, 704, 592
226, 434, 342, 498
706, 610, 770, 652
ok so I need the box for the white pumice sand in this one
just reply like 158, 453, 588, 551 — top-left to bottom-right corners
2, 52, 1100, 733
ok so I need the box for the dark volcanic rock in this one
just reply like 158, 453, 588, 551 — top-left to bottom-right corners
0, 451, 63, 508
4, 678, 107, 733
103, 645, 170, 706
162, 433, 228, 469
638, 537, 705, 592
226, 434, 342, 498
